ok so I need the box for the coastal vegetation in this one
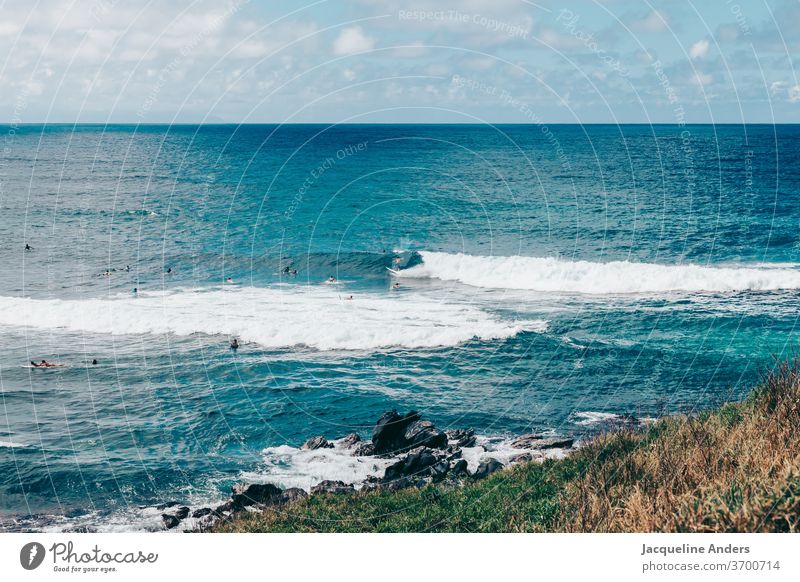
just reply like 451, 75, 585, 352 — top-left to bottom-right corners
213, 361, 800, 533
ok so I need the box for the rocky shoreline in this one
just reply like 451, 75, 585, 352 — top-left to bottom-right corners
152, 410, 601, 532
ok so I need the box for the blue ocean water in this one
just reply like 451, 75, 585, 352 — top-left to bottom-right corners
1, 124, 798, 530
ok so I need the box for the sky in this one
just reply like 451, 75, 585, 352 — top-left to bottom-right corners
0, 0, 798, 123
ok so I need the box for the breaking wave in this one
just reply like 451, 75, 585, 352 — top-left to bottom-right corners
0, 286, 541, 351
393, 252, 800, 294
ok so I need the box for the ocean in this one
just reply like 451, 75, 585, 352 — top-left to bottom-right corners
1, 123, 798, 531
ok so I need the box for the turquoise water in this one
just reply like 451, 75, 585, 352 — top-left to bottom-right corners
1, 124, 799, 530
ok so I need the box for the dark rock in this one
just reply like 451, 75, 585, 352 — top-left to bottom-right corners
214, 501, 234, 514
278, 487, 308, 504
528, 437, 574, 450
161, 514, 181, 529
509, 433, 574, 450
376, 477, 413, 492
192, 507, 213, 519
446, 428, 477, 448
311, 480, 354, 494
404, 420, 447, 450
174, 506, 190, 520
156, 501, 180, 510
450, 459, 469, 477
231, 482, 283, 509
302, 436, 333, 450
352, 441, 375, 456
383, 447, 439, 481
372, 410, 420, 454
509, 453, 533, 464
429, 460, 449, 481
509, 433, 547, 448
340, 433, 362, 448
472, 458, 504, 480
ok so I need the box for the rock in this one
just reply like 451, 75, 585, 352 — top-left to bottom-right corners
446, 428, 477, 448
302, 436, 333, 450
403, 420, 447, 450
161, 514, 181, 529
231, 482, 283, 509
352, 441, 375, 456
472, 458, 504, 480
192, 507, 213, 519
510, 434, 573, 450
340, 433, 362, 448
311, 480, 354, 494
156, 501, 180, 510
509, 453, 533, 464
278, 487, 308, 504
214, 501, 235, 514
450, 459, 469, 477
383, 447, 439, 481
509, 433, 547, 448
372, 410, 420, 454
376, 477, 413, 492
429, 460, 449, 481
529, 437, 574, 450
174, 506, 190, 520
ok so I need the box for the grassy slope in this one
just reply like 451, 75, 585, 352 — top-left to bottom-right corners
214, 363, 800, 533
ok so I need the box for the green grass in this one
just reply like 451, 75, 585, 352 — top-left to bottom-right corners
213, 361, 800, 533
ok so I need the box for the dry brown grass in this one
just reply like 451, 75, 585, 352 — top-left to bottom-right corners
558, 360, 800, 532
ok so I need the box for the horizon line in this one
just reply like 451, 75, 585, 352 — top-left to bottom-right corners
3, 121, 799, 126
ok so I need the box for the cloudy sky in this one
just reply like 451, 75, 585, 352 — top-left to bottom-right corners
1, 0, 798, 123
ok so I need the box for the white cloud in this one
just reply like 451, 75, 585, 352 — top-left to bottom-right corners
689, 39, 709, 59
789, 85, 800, 103
770, 81, 787, 94
333, 26, 375, 55
691, 72, 713, 87
632, 10, 668, 33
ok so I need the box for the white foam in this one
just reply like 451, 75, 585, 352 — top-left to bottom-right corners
459, 435, 568, 471
246, 441, 395, 491
572, 411, 621, 426
0, 440, 26, 449
396, 252, 800, 294
0, 286, 541, 351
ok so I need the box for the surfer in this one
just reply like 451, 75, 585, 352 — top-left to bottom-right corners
226, 277, 234, 284
25, 243, 32, 251
132, 287, 138, 295
91, 359, 98, 365
326, 276, 337, 284
392, 282, 401, 289
230, 338, 239, 351
31, 360, 62, 368
166, 267, 172, 274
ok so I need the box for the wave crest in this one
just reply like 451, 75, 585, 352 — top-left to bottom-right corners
0, 287, 538, 351
394, 252, 800, 294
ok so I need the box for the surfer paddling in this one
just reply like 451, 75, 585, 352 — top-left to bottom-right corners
30, 360, 65, 368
